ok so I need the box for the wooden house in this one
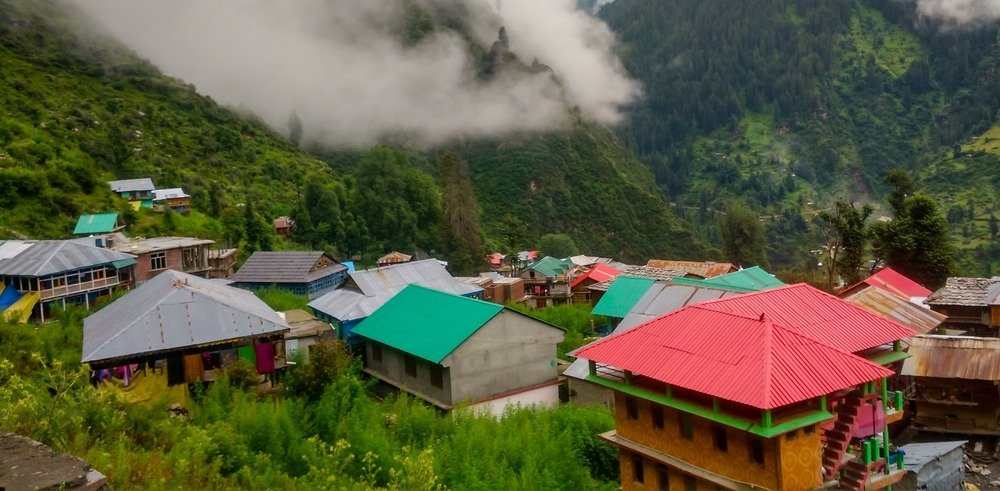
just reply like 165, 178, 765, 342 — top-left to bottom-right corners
108, 178, 155, 209
109, 236, 214, 284
902, 336, 1000, 436
308, 259, 483, 346
377, 251, 412, 268
926, 276, 1000, 334
273, 216, 293, 237
152, 188, 191, 215
230, 251, 348, 299
73, 212, 124, 236
0, 240, 136, 322
354, 284, 564, 414
457, 273, 525, 305
82, 270, 290, 388
520, 256, 575, 308
570, 263, 621, 304
574, 285, 916, 491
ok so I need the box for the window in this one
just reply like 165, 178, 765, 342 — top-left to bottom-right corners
656, 464, 669, 491
786, 429, 798, 441
150, 252, 167, 271
803, 425, 816, 435
749, 436, 765, 465
713, 425, 728, 452
684, 474, 697, 491
651, 405, 664, 429
679, 413, 693, 440
626, 396, 639, 420
430, 365, 443, 389
371, 344, 382, 364
405, 355, 417, 377
632, 454, 644, 484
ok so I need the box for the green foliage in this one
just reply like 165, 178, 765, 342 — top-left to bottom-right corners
507, 303, 604, 359
719, 202, 769, 268
817, 200, 873, 285
438, 150, 485, 275
286, 340, 356, 402
254, 287, 309, 312
872, 193, 955, 289
537, 233, 580, 260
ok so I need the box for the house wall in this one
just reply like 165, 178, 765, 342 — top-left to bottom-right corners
365, 342, 453, 406
567, 377, 614, 408
619, 452, 738, 491
613, 391, 783, 490
912, 377, 1000, 434
776, 427, 823, 490
992, 305, 1000, 327
134, 247, 210, 283
445, 310, 563, 404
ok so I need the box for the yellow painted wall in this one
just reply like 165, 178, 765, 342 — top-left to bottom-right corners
613, 392, 781, 489
991, 306, 1000, 327
776, 427, 824, 490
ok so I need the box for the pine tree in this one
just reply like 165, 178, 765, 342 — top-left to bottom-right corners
719, 202, 769, 268
439, 150, 484, 274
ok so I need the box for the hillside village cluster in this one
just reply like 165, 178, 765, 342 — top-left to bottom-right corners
3, 180, 1000, 490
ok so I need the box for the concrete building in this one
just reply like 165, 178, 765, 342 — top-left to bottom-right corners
354, 284, 564, 414
108, 235, 214, 284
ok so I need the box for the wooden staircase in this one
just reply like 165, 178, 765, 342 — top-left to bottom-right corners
822, 393, 864, 478
837, 460, 873, 491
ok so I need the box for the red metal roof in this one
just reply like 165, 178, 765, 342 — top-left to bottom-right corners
487, 253, 505, 266
575, 306, 893, 410
692, 283, 915, 353
570, 263, 622, 288
842, 267, 932, 300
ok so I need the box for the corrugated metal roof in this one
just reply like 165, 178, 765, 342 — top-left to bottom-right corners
352, 284, 503, 363
566, 282, 744, 380
281, 309, 333, 340
526, 256, 574, 277
926, 276, 1000, 307
73, 213, 120, 235
842, 267, 932, 300
575, 306, 893, 409
0, 240, 136, 277
644, 260, 737, 278
693, 283, 915, 353
673, 266, 785, 291
591, 276, 656, 318
308, 259, 482, 321
152, 188, 190, 200
108, 178, 154, 193
619, 265, 688, 281
568, 255, 613, 267
901, 335, 1000, 379
898, 441, 967, 473
570, 263, 622, 288
230, 251, 346, 284
82, 270, 289, 364
378, 251, 412, 264
844, 287, 944, 335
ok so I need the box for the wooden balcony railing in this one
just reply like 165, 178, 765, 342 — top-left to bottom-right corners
39, 276, 121, 300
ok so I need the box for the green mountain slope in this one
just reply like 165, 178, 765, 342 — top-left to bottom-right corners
600, 0, 1000, 272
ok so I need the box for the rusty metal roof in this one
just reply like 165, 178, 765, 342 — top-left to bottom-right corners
901, 335, 1000, 380
644, 260, 737, 278
844, 286, 945, 336
575, 306, 893, 410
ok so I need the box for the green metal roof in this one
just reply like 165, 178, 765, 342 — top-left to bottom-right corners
671, 266, 784, 292
351, 284, 503, 363
73, 213, 120, 235
527, 256, 573, 277
592, 276, 656, 318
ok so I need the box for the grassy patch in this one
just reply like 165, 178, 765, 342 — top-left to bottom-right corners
848, 3, 924, 78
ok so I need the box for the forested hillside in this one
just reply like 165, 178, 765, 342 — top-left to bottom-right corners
601, 0, 1000, 274
0, 0, 711, 267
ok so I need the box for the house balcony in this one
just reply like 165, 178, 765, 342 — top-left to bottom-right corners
38, 276, 121, 301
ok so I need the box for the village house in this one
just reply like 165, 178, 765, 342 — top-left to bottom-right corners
574, 286, 916, 490
902, 335, 1000, 436
73, 212, 125, 236
207, 248, 237, 278
108, 178, 155, 209
308, 259, 483, 346
839, 267, 933, 303
457, 273, 525, 305
152, 188, 192, 215
570, 263, 621, 304
353, 284, 564, 415
643, 259, 738, 279
842, 286, 945, 337
521, 256, 575, 308
273, 216, 293, 238
925, 276, 1000, 335
229, 251, 348, 299
0, 240, 136, 322
280, 309, 335, 362
377, 251, 412, 268
82, 270, 289, 388
106, 235, 214, 284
